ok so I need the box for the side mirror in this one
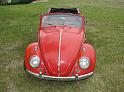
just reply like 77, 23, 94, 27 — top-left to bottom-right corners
85, 19, 88, 24
82, 16, 87, 25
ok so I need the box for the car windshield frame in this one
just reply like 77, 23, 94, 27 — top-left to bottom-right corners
42, 14, 82, 28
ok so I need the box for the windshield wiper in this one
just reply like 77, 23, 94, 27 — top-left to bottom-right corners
63, 23, 77, 27
44, 22, 55, 26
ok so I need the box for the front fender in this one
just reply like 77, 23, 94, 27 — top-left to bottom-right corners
24, 42, 45, 74
73, 43, 96, 75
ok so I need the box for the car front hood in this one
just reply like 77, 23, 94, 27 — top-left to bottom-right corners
39, 26, 83, 76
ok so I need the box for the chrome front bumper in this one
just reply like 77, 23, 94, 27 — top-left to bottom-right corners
25, 69, 93, 81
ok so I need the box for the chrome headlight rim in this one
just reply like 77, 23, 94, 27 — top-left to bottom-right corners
29, 55, 40, 68
79, 56, 90, 69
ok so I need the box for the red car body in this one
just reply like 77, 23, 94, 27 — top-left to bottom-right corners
24, 8, 96, 81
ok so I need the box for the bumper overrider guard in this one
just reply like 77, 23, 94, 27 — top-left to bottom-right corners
25, 69, 93, 81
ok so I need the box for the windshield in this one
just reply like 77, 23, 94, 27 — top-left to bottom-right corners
42, 14, 82, 28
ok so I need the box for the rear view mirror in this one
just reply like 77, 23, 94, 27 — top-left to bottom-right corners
85, 19, 88, 24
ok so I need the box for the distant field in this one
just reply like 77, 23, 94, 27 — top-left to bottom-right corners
0, 0, 124, 92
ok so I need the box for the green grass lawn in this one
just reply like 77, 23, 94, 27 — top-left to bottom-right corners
0, 0, 124, 92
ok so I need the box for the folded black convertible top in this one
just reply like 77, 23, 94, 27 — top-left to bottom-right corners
48, 8, 80, 14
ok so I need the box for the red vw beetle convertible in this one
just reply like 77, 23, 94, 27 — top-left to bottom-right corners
24, 8, 96, 81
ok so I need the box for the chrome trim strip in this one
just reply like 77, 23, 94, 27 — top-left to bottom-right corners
26, 69, 93, 80
58, 29, 63, 76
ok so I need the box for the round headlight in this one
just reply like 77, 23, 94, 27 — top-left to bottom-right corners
79, 57, 90, 69
29, 56, 40, 68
